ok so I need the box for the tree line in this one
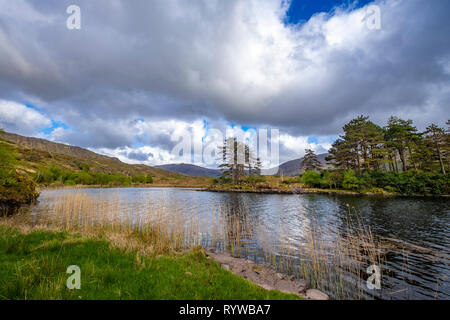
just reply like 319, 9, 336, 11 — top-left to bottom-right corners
300, 116, 449, 195
326, 116, 448, 175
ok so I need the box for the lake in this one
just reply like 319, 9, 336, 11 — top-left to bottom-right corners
28, 187, 449, 300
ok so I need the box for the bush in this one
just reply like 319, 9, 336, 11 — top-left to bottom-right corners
213, 176, 233, 184
33, 166, 152, 187
281, 177, 302, 184
131, 175, 153, 184
247, 175, 267, 185
302, 170, 321, 187
320, 171, 343, 189
0, 141, 39, 207
342, 170, 360, 190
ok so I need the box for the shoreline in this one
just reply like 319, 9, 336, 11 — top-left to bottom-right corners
201, 187, 450, 198
36, 184, 204, 192
206, 249, 328, 300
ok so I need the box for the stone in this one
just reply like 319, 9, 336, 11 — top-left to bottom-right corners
276, 273, 285, 280
222, 264, 230, 271
305, 289, 329, 300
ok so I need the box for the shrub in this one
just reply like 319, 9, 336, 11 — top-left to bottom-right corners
281, 177, 302, 184
247, 175, 267, 185
213, 176, 233, 184
302, 170, 321, 187
342, 170, 360, 190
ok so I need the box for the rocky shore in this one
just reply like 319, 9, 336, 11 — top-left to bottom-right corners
206, 249, 329, 300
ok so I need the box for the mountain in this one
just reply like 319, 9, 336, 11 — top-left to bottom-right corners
0, 131, 209, 186
275, 153, 329, 176
156, 153, 330, 178
155, 163, 221, 177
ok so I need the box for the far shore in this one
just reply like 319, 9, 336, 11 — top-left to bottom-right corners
201, 186, 450, 198
33, 183, 450, 198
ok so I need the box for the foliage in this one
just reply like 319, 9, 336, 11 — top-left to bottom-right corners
0, 140, 39, 208
321, 116, 449, 194
310, 169, 449, 195
34, 166, 153, 186
301, 149, 322, 172
301, 170, 321, 187
246, 174, 267, 185
320, 170, 342, 189
342, 170, 360, 190
327, 116, 449, 175
217, 137, 261, 183
281, 177, 302, 184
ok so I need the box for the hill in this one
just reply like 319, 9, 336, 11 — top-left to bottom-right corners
0, 131, 210, 187
275, 153, 329, 176
155, 163, 221, 177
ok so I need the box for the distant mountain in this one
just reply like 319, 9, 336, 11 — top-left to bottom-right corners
273, 153, 330, 176
156, 153, 330, 178
155, 163, 221, 177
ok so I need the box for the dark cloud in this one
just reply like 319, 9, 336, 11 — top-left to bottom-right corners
122, 150, 153, 162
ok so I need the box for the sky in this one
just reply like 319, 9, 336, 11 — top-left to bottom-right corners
0, 0, 449, 168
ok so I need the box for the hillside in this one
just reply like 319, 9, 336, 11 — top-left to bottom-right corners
155, 163, 221, 177
275, 153, 329, 176
0, 131, 210, 187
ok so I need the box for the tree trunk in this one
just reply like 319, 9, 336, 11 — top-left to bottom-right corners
398, 148, 407, 172
393, 151, 399, 173
437, 144, 446, 174
356, 148, 361, 175
408, 147, 417, 171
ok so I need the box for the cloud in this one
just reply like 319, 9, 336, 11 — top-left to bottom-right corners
0, 0, 448, 164
0, 99, 51, 135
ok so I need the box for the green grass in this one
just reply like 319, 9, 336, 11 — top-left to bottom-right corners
0, 226, 300, 300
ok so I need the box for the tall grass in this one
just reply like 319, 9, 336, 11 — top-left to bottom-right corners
6, 191, 386, 299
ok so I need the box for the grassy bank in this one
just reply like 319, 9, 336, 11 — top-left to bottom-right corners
0, 225, 299, 300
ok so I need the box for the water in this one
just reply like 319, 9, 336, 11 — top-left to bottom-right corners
30, 187, 449, 300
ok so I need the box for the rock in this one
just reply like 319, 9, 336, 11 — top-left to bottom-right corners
222, 264, 230, 271
276, 273, 285, 280
305, 289, 329, 300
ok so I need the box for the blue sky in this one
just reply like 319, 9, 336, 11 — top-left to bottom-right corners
286, 0, 374, 24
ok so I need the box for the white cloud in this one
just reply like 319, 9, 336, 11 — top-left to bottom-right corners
0, 99, 51, 135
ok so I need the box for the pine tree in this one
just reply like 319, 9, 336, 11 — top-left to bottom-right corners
384, 116, 419, 172
217, 137, 259, 183
424, 124, 447, 174
301, 149, 322, 172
